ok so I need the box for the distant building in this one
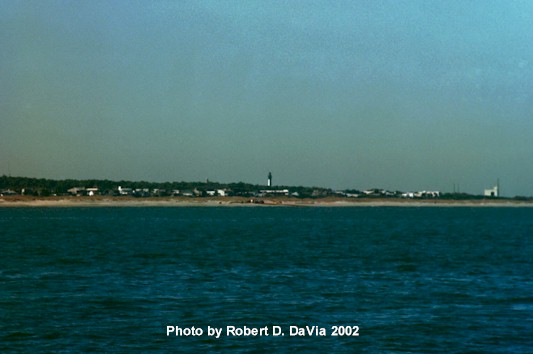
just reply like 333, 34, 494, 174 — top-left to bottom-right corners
1, 189, 17, 196
68, 187, 86, 196
134, 188, 150, 197
181, 190, 194, 197
402, 191, 440, 198
484, 180, 500, 197
118, 186, 133, 196
258, 189, 289, 197
484, 186, 499, 197
268, 172, 272, 187
86, 188, 99, 196
68, 187, 99, 196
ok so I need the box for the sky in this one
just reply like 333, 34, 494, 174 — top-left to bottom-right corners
1, 0, 532, 196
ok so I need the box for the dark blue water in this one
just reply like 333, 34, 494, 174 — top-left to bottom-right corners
1, 207, 532, 353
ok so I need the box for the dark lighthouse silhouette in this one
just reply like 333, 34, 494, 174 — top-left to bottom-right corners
267, 172, 272, 187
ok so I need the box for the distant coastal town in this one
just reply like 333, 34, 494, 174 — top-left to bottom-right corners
1, 174, 530, 201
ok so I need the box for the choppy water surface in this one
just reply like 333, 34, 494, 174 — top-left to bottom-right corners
1, 207, 532, 352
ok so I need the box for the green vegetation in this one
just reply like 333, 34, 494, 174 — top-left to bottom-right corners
0, 175, 517, 199
0, 176, 214, 196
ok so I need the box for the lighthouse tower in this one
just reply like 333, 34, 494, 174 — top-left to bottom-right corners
267, 172, 272, 187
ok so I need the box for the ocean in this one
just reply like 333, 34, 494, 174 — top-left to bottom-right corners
1, 206, 532, 353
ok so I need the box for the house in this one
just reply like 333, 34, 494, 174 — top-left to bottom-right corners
345, 193, 360, 198
181, 190, 194, 197
217, 189, 229, 197
86, 188, 99, 196
362, 189, 394, 197
134, 188, 150, 197
363, 189, 384, 196
423, 191, 440, 198
259, 189, 289, 197
152, 189, 168, 197
403, 191, 440, 198
334, 191, 360, 198
118, 186, 133, 196
1, 189, 17, 196
68, 187, 86, 196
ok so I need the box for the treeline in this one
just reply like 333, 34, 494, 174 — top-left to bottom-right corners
3, 175, 525, 199
0, 175, 333, 198
0, 175, 250, 195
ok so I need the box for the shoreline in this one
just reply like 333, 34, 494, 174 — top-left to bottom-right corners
1, 196, 532, 207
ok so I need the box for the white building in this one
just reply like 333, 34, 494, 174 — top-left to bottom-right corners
217, 189, 228, 197
86, 188, 99, 196
484, 185, 499, 197
118, 186, 133, 196
259, 189, 289, 196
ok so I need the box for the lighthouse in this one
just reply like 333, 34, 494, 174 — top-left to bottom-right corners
267, 172, 272, 187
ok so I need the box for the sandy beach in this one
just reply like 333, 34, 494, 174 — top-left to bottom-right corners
1, 196, 532, 207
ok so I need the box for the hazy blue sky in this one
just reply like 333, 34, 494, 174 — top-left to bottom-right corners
2, 1, 532, 195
